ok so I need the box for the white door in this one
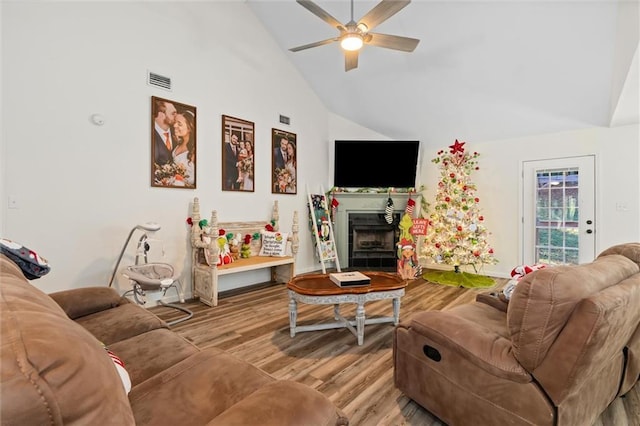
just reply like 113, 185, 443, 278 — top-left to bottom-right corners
522, 156, 596, 265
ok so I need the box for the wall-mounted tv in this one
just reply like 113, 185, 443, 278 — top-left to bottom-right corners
333, 140, 420, 188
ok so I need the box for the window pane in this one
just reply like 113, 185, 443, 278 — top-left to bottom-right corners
534, 167, 581, 266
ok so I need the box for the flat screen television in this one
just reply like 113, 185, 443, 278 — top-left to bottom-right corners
333, 140, 420, 188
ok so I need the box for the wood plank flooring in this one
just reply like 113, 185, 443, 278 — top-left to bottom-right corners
151, 275, 640, 426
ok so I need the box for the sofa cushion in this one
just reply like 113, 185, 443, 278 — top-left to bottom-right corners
0, 254, 135, 425
209, 380, 349, 426
621, 323, 640, 395
109, 328, 199, 385
129, 348, 273, 425
508, 254, 640, 371
50, 286, 128, 319
129, 348, 347, 426
74, 302, 168, 346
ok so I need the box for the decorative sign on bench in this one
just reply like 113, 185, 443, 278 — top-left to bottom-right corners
189, 197, 299, 307
259, 231, 289, 257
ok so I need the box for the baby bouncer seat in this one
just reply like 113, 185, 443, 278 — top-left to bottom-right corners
109, 223, 193, 326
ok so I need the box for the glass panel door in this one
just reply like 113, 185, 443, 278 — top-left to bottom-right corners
523, 156, 595, 265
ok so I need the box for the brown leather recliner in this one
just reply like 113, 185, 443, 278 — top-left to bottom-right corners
394, 242, 640, 425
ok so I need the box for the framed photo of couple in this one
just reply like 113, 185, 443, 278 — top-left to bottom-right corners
151, 96, 197, 189
222, 115, 255, 192
272, 129, 297, 194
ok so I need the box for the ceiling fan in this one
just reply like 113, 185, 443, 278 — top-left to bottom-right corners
289, 0, 420, 72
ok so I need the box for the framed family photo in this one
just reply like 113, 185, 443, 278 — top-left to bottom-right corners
151, 96, 197, 189
272, 128, 297, 194
222, 115, 255, 192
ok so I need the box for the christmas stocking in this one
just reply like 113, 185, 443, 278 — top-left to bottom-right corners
385, 197, 394, 224
405, 197, 416, 216
331, 196, 339, 221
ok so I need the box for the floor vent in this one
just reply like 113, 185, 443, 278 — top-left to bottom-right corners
148, 71, 171, 91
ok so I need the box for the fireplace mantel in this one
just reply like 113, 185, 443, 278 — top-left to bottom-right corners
332, 192, 421, 268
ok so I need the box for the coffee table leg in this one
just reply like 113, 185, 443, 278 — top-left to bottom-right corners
333, 304, 340, 320
392, 297, 401, 325
356, 303, 365, 345
289, 297, 297, 337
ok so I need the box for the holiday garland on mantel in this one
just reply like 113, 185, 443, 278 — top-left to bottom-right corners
421, 140, 497, 272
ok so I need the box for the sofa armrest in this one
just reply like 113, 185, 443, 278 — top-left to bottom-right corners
49, 287, 128, 319
475, 291, 509, 312
402, 305, 530, 382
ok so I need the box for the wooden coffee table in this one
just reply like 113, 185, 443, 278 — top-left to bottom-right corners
287, 271, 407, 345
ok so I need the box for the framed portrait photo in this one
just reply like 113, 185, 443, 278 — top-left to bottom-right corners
151, 96, 197, 189
222, 115, 255, 192
272, 128, 297, 194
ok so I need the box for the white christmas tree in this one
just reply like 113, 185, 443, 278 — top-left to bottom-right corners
421, 140, 497, 272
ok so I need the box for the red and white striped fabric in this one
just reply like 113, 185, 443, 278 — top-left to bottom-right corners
106, 348, 131, 394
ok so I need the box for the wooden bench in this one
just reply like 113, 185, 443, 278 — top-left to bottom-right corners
189, 197, 299, 307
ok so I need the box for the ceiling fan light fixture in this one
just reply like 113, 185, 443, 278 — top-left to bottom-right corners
340, 34, 363, 51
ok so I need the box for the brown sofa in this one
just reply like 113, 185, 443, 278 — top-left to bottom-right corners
394, 242, 640, 425
0, 254, 348, 425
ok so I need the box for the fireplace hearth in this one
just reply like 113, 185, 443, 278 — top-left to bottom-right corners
348, 213, 400, 271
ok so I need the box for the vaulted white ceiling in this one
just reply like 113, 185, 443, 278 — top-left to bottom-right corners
247, 0, 639, 143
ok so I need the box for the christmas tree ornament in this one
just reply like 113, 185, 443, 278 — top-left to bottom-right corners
385, 197, 394, 224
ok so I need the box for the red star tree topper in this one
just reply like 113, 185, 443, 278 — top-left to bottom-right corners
420, 140, 498, 271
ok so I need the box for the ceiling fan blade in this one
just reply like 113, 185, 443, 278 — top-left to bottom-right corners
367, 32, 419, 52
358, 0, 411, 32
289, 37, 339, 52
296, 0, 346, 32
345, 50, 359, 72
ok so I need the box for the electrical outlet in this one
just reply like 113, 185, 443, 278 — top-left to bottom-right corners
615, 202, 629, 211
8, 196, 18, 209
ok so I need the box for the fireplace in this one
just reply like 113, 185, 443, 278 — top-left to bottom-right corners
348, 213, 399, 270
331, 192, 419, 270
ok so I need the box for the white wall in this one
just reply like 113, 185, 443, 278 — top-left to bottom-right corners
420, 124, 640, 277
1, 1, 381, 296
3, 2, 638, 296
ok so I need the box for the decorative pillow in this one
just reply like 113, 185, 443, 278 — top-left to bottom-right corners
259, 231, 289, 257
502, 263, 548, 300
0, 238, 50, 279
104, 346, 132, 394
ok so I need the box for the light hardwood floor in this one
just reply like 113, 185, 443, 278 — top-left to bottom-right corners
151, 275, 640, 426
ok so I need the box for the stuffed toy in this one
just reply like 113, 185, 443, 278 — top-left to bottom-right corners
229, 238, 240, 261
240, 234, 252, 258
216, 236, 233, 266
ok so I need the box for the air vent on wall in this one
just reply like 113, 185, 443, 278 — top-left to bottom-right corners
147, 71, 171, 91
279, 115, 290, 125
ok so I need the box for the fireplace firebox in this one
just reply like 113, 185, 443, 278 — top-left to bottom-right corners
348, 213, 400, 271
